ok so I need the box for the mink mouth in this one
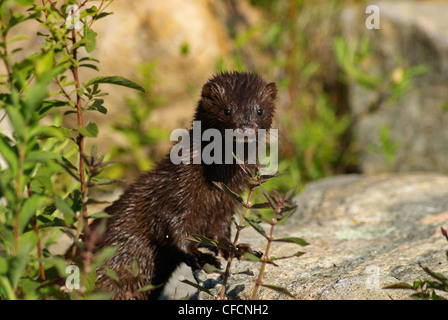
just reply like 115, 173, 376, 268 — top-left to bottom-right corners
231, 126, 258, 143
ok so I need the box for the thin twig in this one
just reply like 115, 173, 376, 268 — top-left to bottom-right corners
27, 186, 46, 281
70, 20, 88, 220
218, 186, 256, 299
46, 0, 64, 18
250, 209, 278, 300
56, 77, 72, 102
88, 0, 104, 27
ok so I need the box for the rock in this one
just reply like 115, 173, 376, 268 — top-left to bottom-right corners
176, 173, 448, 300
341, 1, 448, 174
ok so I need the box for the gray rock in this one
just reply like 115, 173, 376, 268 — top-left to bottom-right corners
173, 173, 448, 300
342, 1, 448, 174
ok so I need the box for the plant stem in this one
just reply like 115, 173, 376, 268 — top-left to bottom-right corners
33, 216, 46, 281
26, 185, 46, 281
250, 215, 277, 300
218, 186, 256, 300
13, 145, 25, 255
71, 26, 87, 220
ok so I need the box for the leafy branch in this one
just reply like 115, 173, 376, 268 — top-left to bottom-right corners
188, 164, 308, 300
0, 0, 144, 300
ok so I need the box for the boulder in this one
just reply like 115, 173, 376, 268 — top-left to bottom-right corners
165, 173, 448, 300
342, 1, 448, 174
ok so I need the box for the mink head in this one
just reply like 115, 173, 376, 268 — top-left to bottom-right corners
194, 71, 277, 133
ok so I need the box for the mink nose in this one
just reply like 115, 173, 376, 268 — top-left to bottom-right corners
239, 123, 258, 133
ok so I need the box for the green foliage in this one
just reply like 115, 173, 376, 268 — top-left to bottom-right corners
108, 61, 168, 178
334, 36, 427, 165
0, 0, 142, 300
367, 125, 401, 165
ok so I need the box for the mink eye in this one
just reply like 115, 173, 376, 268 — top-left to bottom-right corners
223, 109, 231, 116
257, 109, 263, 116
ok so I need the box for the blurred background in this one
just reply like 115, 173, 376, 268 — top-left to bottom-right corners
29, 0, 448, 193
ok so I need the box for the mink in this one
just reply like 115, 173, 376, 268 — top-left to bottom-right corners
94, 71, 277, 299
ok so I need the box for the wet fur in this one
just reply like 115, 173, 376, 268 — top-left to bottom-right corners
95, 72, 277, 299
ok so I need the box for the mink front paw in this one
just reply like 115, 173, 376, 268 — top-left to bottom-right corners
217, 242, 263, 260
183, 248, 221, 271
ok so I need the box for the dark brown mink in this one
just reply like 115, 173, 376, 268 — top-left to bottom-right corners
94, 71, 277, 299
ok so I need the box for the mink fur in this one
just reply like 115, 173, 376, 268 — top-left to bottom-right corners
95, 71, 277, 299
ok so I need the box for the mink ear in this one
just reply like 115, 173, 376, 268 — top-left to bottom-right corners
201, 82, 213, 99
263, 82, 277, 101
201, 81, 225, 100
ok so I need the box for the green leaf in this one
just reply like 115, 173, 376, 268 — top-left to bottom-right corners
7, 35, 28, 44
35, 50, 54, 77
270, 251, 306, 262
0, 276, 15, 300
89, 178, 117, 187
79, 57, 100, 64
24, 81, 50, 120
27, 125, 66, 140
250, 202, 272, 209
36, 100, 69, 120
244, 217, 268, 239
179, 278, 214, 297
76, 122, 98, 138
29, 173, 53, 194
85, 269, 97, 293
91, 246, 117, 271
278, 205, 297, 223
105, 267, 120, 284
261, 283, 294, 298
241, 252, 267, 263
80, 63, 99, 71
87, 99, 107, 114
81, 6, 98, 18
0, 256, 7, 274
83, 26, 97, 53
25, 150, 57, 168
54, 196, 75, 217
86, 76, 145, 93
180, 42, 189, 55
284, 187, 297, 202
35, 214, 68, 229
187, 234, 229, 251
383, 282, 415, 290
19, 276, 42, 299
19, 195, 45, 233
16, 0, 34, 5
137, 284, 163, 293
8, 239, 32, 288
95, 12, 114, 20
273, 237, 309, 246
88, 211, 113, 219
6, 106, 25, 141
212, 181, 244, 204
0, 134, 18, 175
420, 264, 448, 286
202, 263, 223, 275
